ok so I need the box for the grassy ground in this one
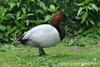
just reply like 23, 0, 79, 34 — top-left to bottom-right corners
0, 43, 100, 67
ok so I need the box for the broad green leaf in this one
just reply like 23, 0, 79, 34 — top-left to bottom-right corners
75, 16, 81, 19
0, 7, 8, 16
81, 12, 88, 23
31, 0, 35, 2
26, 13, 34, 17
9, 2, 16, 10
74, 28, 83, 35
77, 7, 84, 16
17, 16, 22, 20
16, 11, 21, 18
53, 0, 57, 3
83, 28, 93, 34
17, 2, 20, 8
39, 1, 47, 11
15, 20, 21, 26
34, 18, 44, 25
0, 25, 6, 31
5, 14, 15, 19
55, 6, 60, 11
0, 33, 3, 39
85, 0, 90, 4
25, 20, 29, 26
36, 9, 43, 14
88, 6, 92, 10
89, 3, 98, 12
37, 20, 44, 24
44, 15, 52, 22
86, 21, 89, 26
49, 5, 59, 12
4, 32, 8, 37
89, 20, 95, 25
97, 22, 100, 27
3, 37, 8, 42
50, 5, 55, 10
22, 8, 26, 15
14, 29, 21, 35
97, 29, 100, 33
11, 26, 17, 32
7, 26, 11, 31
77, 3, 84, 6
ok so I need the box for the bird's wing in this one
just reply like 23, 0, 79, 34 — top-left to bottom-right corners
14, 24, 54, 44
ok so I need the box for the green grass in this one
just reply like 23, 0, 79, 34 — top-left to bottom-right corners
0, 43, 100, 67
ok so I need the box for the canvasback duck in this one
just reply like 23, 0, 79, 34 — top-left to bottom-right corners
14, 12, 76, 56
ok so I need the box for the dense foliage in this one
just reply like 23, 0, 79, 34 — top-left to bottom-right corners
0, 0, 100, 45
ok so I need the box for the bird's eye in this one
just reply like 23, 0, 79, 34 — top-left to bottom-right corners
61, 13, 64, 15
60, 13, 64, 17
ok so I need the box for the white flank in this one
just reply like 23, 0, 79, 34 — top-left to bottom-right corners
22, 24, 61, 48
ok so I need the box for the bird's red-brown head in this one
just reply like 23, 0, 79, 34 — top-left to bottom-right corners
51, 12, 66, 22
51, 12, 76, 27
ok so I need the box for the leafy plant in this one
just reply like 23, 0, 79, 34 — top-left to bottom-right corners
63, 36, 97, 46
0, 0, 59, 43
0, 44, 14, 52
0, 0, 100, 44
75, 0, 99, 26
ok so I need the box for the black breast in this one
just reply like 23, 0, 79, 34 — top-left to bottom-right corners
56, 26, 66, 40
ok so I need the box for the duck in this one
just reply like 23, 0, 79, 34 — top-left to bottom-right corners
13, 12, 76, 56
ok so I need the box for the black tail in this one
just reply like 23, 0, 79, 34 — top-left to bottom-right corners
12, 32, 29, 45
12, 40, 21, 46
13, 40, 20, 44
